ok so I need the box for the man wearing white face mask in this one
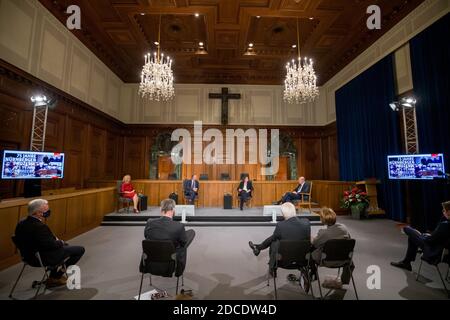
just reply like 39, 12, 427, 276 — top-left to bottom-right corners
14, 199, 85, 287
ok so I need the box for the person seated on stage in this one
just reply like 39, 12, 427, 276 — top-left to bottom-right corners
391, 201, 450, 271
274, 176, 311, 205
310, 207, 353, 286
144, 199, 196, 275
183, 174, 199, 204
14, 199, 85, 287
237, 175, 254, 211
248, 202, 311, 276
121, 174, 140, 213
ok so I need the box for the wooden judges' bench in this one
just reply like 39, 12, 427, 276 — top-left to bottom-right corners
0, 187, 116, 271
86, 180, 354, 213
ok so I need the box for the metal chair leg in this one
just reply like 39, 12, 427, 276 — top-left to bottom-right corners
316, 269, 323, 299
149, 274, 152, 286
435, 266, 450, 298
416, 260, 423, 281
267, 269, 270, 287
445, 266, 449, 282
351, 273, 359, 300
9, 263, 26, 299
182, 275, 184, 287
306, 267, 315, 299
138, 273, 144, 300
34, 270, 48, 299
176, 277, 180, 295
273, 274, 277, 300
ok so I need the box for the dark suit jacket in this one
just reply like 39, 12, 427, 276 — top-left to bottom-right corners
237, 180, 254, 196
423, 219, 450, 263
14, 216, 64, 266
293, 181, 311, 194
144, 217, 188, 274
293, 181, 311, 201
269, 217, 311, 268
183, 179, 199, 195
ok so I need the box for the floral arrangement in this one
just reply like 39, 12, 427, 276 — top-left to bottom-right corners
341, 187, 369, 209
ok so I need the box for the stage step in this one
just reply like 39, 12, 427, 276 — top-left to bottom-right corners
102, 208, 322, 227
101, 220, 323, 227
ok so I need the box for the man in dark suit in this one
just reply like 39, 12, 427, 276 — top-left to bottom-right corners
237, 175, 254, 210
249, 202, 311, 273
275, 176, 311, 205
144, 199, 195, 275
14, 199, 85, 287
183, 175, 199, 204
391, 201, 450, 271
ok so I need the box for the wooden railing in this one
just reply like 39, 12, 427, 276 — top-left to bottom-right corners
86, 179, 354, 213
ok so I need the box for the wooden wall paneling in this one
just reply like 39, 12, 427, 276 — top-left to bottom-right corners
260, 183, 277, 205
46, 198, 68, 239
300, 138, 323, 180
65, 197, 83, 236
0, 207, 19, 262
123, 136, 146, 179
81, 193, 97, 228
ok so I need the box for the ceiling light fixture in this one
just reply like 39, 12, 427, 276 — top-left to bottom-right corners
195, 13, 200, 17
283, 17, 319, 104
139, 15, 175, 102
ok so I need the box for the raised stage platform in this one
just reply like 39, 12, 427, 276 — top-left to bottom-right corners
102, 207, 322, 227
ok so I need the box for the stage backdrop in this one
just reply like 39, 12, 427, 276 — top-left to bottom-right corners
409, 14, 450, 231
335, 54, 404, 221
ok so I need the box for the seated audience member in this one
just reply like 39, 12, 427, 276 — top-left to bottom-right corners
183, 175, 199, 204
237, 175, 254, 211
121, 174, 140, 213
275, 176, 311, 205
391, 201, 450, 271
144, 199, 196, 274
310, 207, 353, 286
248, 202, 311, 274
14, 199, 85, 287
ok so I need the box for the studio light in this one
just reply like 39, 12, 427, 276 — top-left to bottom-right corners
31, 95, 48, 107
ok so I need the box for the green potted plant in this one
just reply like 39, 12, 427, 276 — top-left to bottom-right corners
341, 187, 369, 219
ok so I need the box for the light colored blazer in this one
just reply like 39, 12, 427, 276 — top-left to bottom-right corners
312, 223, 351, 262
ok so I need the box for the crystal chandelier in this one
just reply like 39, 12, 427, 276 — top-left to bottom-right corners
139, 15, 175, 102
283, 18, 319, 104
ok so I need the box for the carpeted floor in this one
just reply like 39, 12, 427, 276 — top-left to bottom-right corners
0, 216, 448, 300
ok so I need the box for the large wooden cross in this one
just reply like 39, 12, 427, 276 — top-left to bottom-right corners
209, 88, 241, 125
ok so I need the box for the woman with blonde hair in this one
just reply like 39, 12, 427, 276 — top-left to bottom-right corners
121, 175, 139, 213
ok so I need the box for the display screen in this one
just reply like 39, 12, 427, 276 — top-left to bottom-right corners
388, 153, 446, 180
2, 150, 65, 180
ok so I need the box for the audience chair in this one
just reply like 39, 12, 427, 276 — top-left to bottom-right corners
315, 239, 358, 300
296, 181, 314, 214
116, 180, 132, 213
199, 174, 209, 181
9, 235, 68, 300
267, 240, 314, 300
220, 173, 231, 181
138, 240, 185, 300
416, 243, 450, 298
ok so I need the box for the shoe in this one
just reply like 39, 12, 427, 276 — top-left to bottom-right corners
133, 208, 140, 213
390, 261, 412, 272
248, 241, 260, 256
46, 277, 67, 288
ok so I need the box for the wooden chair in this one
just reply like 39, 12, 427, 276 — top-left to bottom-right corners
297, 181, 313, 214
236, 194, 252, 209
